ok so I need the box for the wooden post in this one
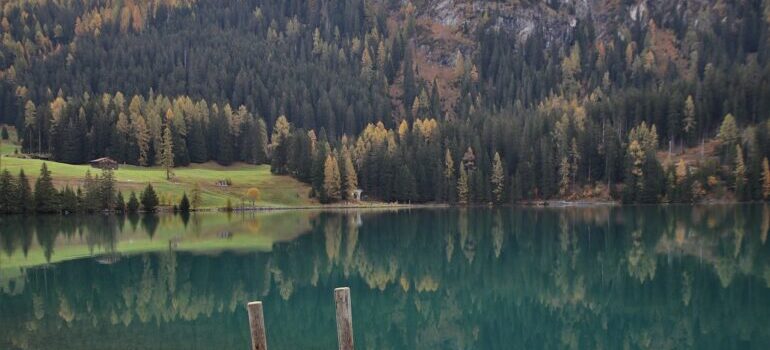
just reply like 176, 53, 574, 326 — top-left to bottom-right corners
247, 301, 268, 350
334, 287, 354, 350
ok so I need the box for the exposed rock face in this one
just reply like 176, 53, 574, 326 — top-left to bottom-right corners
390, 0, 725, 115
414, 0, 718, 48
404, 0, 723, 70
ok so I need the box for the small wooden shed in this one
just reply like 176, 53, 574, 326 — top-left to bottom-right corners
89, 157, 119, 170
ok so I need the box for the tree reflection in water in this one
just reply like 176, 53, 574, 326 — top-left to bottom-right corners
1, 205, 770, 349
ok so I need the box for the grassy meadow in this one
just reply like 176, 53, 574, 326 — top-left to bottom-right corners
0, 126, 315, 209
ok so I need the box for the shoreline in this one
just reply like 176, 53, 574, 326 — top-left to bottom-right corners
2, 200, 764, 217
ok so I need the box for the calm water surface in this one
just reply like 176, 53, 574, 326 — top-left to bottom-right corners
1, 205, 770, 349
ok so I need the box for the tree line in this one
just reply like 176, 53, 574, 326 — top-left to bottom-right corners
0, 163, 181, 214
3, 0, 770, 204
269, 112, 770, 204
17, 92, 270, 167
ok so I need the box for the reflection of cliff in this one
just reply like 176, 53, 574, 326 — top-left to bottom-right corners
1, 205, 770, 349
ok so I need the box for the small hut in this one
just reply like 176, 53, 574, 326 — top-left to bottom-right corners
89, 157, 119, 170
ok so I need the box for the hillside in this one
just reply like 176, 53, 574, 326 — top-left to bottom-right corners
0, 0, 769, 204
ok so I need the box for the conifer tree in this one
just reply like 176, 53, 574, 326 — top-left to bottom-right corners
683, 95, 696, 143
60, 186, 78, 213
718, 114, 740, 161
457, 163, 469, 204
127, 192, 140, 213
115, 191, 126, 212
115, 112, 131, 162
140, 183, 159, 212
179, 193, 191, 213
132, 114, 151, 166
491, 152, 505, 204
341, 148, 358, 200
312, 140, 330, 198
24, 100, 38, 153
624, 140, 645, 202
323, 153, 341, 202
100, 169, 116, 210
444, 148, 455, 201
361, 47, 374, 81
270, 115, 291, 174
0, 170, 16, 214
255, 118, 269, 163
559, 157, 571, 196
161, 124, 175, 180
17, 169, 33, 213
735, 145, 746, 201
34, 163, 59, 213
82, 170, 99, 212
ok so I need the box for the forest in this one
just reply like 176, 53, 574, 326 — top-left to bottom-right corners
2, 0, 770, 204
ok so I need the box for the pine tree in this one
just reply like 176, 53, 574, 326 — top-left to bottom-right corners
395, 163, 417, 202
255, 118, 269, 163
188, 119, 208, 163
115, 191, 126, 212
444, 148, 455, 201
100, 169, 116, 210
140, 183, 159, 212
323, 153, 341, 202
0, 170, 17, 214
718, 114, 739, 161
341, 148, 358, 200
683, 95, 696, 142
491, 152, 505, 204
361, 47, 374, 81
558, 157, 571, 196
82, 170, 99, 212
624, 140, 645, 202
34, 163, 59, 213
179, 193, 191, 213
60, 186, 78, 213
17, 169, 33, 213
127, 192, 140, 213
24, 100, 38, 153
270, 115, 291, 174
132, 114, 151, 166
312, 140, 329, 198
457, 163, 469, 204
735, 144, 746, 201
115, 112, 130, 162
161, 124, 175, 180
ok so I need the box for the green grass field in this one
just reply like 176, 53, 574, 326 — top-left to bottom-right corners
0, 126, 316, 209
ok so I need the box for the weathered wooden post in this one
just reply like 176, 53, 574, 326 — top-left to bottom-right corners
247, 301, 268, 350
334, 287, 354, 350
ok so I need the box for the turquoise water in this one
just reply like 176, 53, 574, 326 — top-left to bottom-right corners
1, 205, 770, 349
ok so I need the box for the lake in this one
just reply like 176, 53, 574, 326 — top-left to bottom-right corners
1, 205, 770, 349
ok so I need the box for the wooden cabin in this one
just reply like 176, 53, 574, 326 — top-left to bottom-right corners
89, 157, 119, 170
